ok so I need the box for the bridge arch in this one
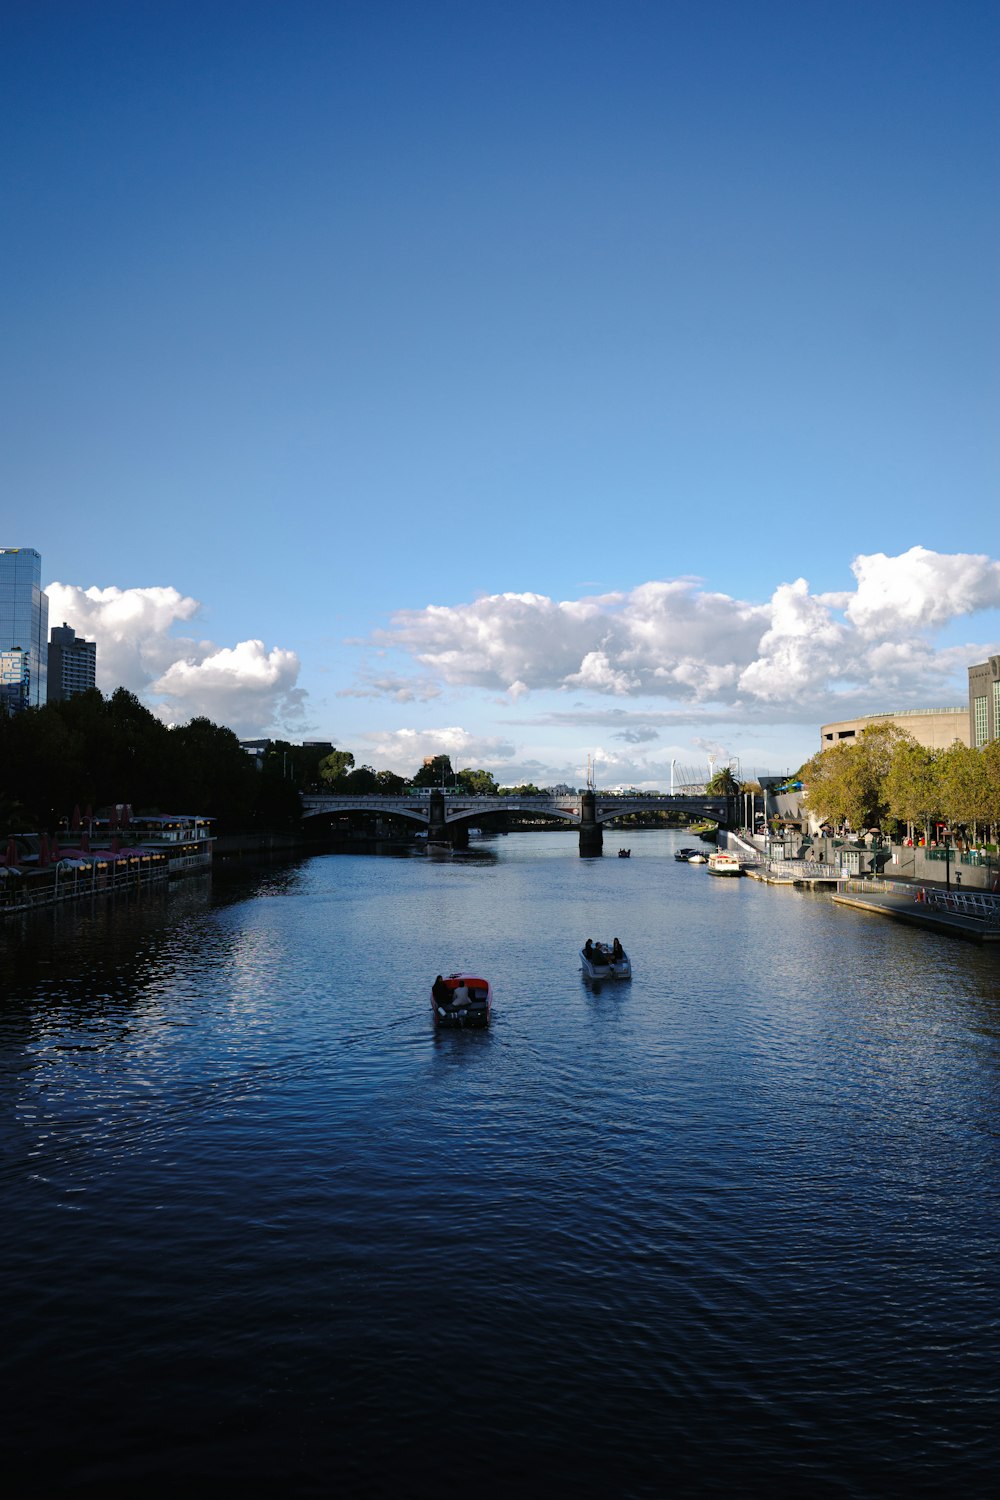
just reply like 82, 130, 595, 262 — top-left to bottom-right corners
300, 790, 735, 852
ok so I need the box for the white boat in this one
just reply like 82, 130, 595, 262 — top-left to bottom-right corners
580, 944, 632, 980
687, 853, 708, 864
707, 851, 742, 876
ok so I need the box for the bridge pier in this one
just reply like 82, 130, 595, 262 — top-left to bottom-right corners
579, 790, 603, 857
427, 790, 469, 847
427, 789, 449, 844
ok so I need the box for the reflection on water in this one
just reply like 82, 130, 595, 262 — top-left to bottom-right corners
2, 831, 1000, 1497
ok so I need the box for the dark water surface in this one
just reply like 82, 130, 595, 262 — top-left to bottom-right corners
3, 830, 1000, 1497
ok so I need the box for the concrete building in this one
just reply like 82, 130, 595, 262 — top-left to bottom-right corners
0, 547, 48, 710
968, 657, 1000, 747
47, 622, 97, 702
819, 708, 970, 752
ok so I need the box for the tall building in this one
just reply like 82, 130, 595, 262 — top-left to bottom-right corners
0, 547, 48, 710
48, 622, 97, 702
968, 657, 1000, 746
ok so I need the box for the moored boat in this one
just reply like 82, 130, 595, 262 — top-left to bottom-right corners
686, 853, 708, 864
674, 847, 700, 862
431, 973, 492, 1028
707, 851, 742, 876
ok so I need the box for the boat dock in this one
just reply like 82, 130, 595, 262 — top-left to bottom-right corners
833, 880, 1000, 944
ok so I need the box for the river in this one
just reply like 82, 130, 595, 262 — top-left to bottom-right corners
2, 829, 999, 1497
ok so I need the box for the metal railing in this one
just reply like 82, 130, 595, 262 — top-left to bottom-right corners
839, 877, 913, 896
917, 888, 1000, 929
1, 856, 169, 917
839, 877, 1000, 931
768, 859, 841, 879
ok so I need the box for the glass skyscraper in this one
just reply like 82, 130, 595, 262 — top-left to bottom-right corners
0, 547, 49, 710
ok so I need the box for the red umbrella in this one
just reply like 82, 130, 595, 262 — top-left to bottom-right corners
71, 805, 81, 831
5, 836, 18, 866
39, 834, 51, 867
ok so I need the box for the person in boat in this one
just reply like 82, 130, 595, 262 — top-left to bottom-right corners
611, 938, 624, 962
584, 939, 595, 962
432, 975, 451, 1006
451, 980, 469, 1005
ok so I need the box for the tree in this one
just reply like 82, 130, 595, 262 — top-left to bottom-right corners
885, 740, 940, 842
412, 754, 454, 788
801, 723, 914, 832
169, 717, 261, 830
375, 769, 407, 795
342, 765, 379, 794
319, 749, 356, 789
937, 742, 989, 838
800, 742, 857, 828
456, 767, 498, 795
706, 767, 739, 797
979, 740, 1000, 840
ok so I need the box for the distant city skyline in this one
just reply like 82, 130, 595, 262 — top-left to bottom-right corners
5, 2, 999, 784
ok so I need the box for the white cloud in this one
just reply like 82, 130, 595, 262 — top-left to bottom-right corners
846, 547, 1000, 636
338, 672, 442, 703
355, 726, 517, 776
45, 582, 306, 736
565, 650, 640, 695
362, 547, 1000, 721
737, 578, 847, 701
152, 641, 306, 731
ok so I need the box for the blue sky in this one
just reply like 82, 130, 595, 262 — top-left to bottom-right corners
4, 0, 998, 785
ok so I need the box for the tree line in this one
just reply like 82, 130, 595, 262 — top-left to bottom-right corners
800, 724, 1000, 844
315, 750, 546, 798
0, 695, 537, 834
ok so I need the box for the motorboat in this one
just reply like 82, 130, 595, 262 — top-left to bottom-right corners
674, 847, 700, 862
686, 853, 708, 864
431, 973, 492, 1028
580, 944, 632, 980
707, 851, 742, 876
618, 848, 631, 858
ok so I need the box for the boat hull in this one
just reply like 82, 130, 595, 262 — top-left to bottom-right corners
431, 974, 492, 1028
580, 949, 631, 980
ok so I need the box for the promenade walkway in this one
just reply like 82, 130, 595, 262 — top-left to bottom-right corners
832, 879, 1000, 944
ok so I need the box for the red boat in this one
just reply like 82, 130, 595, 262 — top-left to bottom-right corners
431, 973, 492, 1029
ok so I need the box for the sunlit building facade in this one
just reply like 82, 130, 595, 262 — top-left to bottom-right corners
968, 657, 1000, 746
0, 547, 48, 710
819, 707, 970, 752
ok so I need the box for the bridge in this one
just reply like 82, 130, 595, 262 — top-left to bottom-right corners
301, 788, 733, 855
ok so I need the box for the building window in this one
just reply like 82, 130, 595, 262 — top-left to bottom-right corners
838, 730, 855, 739
993, 679, 1000, 742
974, 695, 988, 747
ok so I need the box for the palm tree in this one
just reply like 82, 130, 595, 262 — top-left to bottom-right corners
706, 767, 740, 797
